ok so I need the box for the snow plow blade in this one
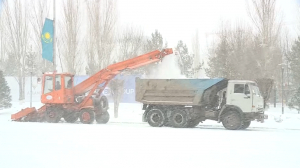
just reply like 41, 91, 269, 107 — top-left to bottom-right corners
11, 105, 46, 122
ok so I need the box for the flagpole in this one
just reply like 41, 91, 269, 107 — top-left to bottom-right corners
53, 0, 56, 72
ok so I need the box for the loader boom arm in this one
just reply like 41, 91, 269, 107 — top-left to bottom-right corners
73, 48, 173, 96
11, 49, 173, 122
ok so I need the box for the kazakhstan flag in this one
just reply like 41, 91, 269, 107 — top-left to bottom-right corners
41, 18, 53, 62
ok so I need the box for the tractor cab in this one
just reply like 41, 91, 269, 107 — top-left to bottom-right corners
41, 72, 75, 104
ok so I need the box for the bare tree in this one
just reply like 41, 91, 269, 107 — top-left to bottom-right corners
247, 0, 283, 79
85, 0, 118, 75
192, 30, 201, 78
117, 26, 145, 61
57, 0, 83, 74
206, 21, 255, 80
109, 26, 145, 118
0, 16, 6, 71
109, 78, 124, 118
1, 0, 30, 100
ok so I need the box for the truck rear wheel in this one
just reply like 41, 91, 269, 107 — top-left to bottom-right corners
240, 121, 251, 129
186, 119, 200, 128
169, 109, 188, 128
221, 111, 242, 130
146, 109, 165, 127
79, 109, 95, 124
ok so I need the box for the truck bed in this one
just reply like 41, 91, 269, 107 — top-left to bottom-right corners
135, 78, 227, 106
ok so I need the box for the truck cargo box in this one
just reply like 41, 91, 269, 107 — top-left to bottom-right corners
135, 78, 228, 106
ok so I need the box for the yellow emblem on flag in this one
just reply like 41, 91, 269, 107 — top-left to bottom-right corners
42, 32, 52, 43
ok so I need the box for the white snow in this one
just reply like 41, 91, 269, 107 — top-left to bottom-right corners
1, 102, 300, 168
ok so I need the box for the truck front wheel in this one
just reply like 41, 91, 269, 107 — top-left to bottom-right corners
240, 121, 251, 129
221, 111, 242, 130
146, 109, 165, 127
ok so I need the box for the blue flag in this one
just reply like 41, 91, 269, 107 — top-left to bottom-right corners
41, 18, 53, 62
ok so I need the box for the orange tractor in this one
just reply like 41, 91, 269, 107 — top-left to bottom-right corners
11, 49, 173, 124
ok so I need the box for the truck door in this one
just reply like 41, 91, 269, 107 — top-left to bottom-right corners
229, 83, 252, 113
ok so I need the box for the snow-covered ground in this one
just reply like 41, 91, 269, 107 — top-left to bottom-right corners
1, 102, 300, 168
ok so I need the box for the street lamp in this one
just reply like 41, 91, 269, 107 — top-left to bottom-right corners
27, 49, 35, 108
281, 66, 284, 115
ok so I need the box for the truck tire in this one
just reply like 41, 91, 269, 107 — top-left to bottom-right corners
95, 111, 110, 124
79, 109, 95, 124
186, 119, 200, 128
221, 111, 242, 130
240, 121, 251, 129
146, 109, 165, 127
169, 109, 188, 128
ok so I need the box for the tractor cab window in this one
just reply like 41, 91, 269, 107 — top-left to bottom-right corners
44, 76, 53, 94
65, 76, 73, 89
55, 75, 61, 90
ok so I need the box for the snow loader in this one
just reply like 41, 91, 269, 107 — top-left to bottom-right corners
11, 49, 173, 124
136, 78, 268, 130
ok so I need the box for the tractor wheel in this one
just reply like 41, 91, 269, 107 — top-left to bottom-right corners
186, 119, 200, 128
99, 96, 109, 112
79, 109, 95, 124
95, 111, 110, 124
169, 109, 188, 128
45, 110, 61, 123
221, 111, 243, 130
146, 109, 166, 127
240, 121, 251, 130
64, 112, 79, 123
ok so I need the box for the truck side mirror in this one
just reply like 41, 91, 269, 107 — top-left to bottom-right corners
245, 90, 250, 95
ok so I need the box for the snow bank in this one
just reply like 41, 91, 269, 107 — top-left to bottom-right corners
1, 102, 300, 168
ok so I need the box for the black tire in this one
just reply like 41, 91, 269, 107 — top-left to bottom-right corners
221, 111, 243, 130
79, 109, 95, 124
146, 109, 166, 127
240, 121, 251, 129
99, 96, 109, 112
186, 119, 200, 128
64, 112, 79, 123
45, 110, 61, 123
95, 111, 110, 124
169, 109, 188, 128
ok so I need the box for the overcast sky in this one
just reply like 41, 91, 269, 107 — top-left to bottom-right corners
1, 0, 299, 72
118, 0, 300, 51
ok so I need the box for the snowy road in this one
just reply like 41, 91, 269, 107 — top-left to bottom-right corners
1, 103, 300, 168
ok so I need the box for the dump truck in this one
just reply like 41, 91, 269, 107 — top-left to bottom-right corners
11, 49, 173, 124
135, 78, 268, 130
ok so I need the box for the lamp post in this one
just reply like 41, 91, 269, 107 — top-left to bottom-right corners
281, 66, 284, 114
27, 48, 35, 108
274, 85, 276, 108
